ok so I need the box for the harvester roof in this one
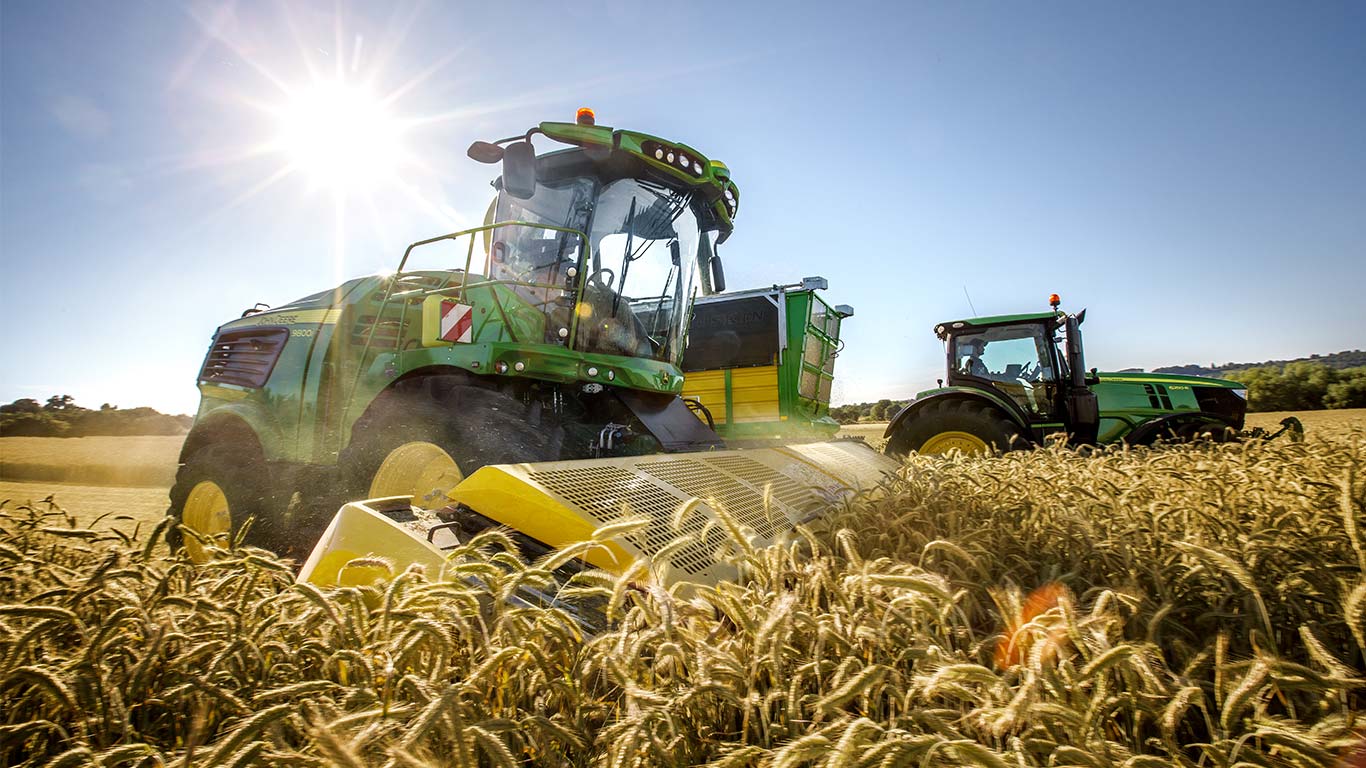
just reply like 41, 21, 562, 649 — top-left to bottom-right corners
492, 116, 740, 241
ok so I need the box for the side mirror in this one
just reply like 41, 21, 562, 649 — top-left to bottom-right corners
467, 141, 504, 164
669, 239, 681, 266
501, 141, 537, 200
710, 254, 726, 293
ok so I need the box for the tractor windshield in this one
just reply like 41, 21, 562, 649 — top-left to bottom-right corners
579, 179, 701, 364
952, 324, 1057, 417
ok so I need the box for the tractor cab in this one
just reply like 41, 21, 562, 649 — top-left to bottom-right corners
940, 311, 1065, 420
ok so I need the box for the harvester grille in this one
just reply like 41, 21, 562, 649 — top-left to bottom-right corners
198, 328, 289, 389
478, 441, 897, 582
524, 464, 727, 575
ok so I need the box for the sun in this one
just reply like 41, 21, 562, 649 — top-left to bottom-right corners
270, 80, 404, 193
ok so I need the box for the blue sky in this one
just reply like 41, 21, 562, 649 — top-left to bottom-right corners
2, 0, 1363, 414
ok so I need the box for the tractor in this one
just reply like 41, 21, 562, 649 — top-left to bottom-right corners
171, 109, 895, 584
883, 295, 1290, 457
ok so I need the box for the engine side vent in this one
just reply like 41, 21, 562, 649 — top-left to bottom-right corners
198, 328, 289, 389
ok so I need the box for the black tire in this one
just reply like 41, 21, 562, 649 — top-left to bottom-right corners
167, 444, 278, 559
340, 376, 559, 507
884, 399, 1026, 458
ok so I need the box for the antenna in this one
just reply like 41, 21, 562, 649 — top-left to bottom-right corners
962, 286, 978, 315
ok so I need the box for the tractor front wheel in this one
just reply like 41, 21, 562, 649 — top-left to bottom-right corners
167, 444, 276, 562
885, 400, 1026, 458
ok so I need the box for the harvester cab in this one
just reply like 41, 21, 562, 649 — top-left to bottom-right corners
173, 110, 898, 587
884, 295, 1270, 456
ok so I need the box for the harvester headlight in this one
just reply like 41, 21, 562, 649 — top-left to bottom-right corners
606, 370, 615, 381
1233, 388, 1248, 400
587, 366, 599, 377
693, 162, 703, 174
495, 361, 509, 374
655, 148, 664, 160
666, 151, 676, 163
566, 266, 577, 278
724, 189, 734, 202
558, 327, 569, 338
678, 154, 689, 168
514, 361, 526, 372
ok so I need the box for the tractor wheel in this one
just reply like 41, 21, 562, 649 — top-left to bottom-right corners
167, 444, 277, 562
885, 400, 1026, 458
342, 379, 557, 509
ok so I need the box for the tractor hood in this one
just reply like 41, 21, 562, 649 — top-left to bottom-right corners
1095, 371, 1245, 390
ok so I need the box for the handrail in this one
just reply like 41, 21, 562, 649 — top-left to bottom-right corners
341, 221, 592, 434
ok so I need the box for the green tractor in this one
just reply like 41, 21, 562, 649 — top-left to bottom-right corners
883, 294, 1289, 457
171, 109, 894, 568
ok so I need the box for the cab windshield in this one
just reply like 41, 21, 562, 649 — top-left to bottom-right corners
491, 174, 704, 364
952, 324, 1057, 417
580, 179, 700, 363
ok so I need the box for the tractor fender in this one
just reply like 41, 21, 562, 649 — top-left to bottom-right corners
1123, 412, 1236, 446
178, 407, 274, 465
884, 387, 1029, 440
340, 366, 485, 453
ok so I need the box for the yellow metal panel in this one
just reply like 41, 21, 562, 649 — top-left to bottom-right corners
681, 365, 780, 424
225, 308, 342, 329
681, 369, 728, 420
727, 365, 779, 423
299, 498, 448, 587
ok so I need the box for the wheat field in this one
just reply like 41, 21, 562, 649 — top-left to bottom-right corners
0, 435, 183, 487
2, 423, 1363, 766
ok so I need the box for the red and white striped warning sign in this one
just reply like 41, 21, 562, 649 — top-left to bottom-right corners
439, 301, 474, 343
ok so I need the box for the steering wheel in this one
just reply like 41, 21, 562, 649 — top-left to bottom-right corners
588, 268, 615, 290
1018, 361, 1038, 382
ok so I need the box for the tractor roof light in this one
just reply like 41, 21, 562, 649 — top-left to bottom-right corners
576, 107, 596, 126
1049, 293, 1061, 309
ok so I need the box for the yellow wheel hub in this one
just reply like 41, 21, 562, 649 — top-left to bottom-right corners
369, 442, 464, 508
920, 430, 991, 455
182, 480, 232, 562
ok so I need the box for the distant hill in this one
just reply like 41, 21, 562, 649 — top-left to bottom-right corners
1154, 350, 1366, 377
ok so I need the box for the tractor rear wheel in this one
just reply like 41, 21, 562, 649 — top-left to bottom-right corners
167, 444, 277, 562
342, 379, 557, 509
885, 400, 1026, 458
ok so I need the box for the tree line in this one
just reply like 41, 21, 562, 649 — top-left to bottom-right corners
0, 395, 192, 437
1225, 362, 1366, 412
829, 399, 912, 424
